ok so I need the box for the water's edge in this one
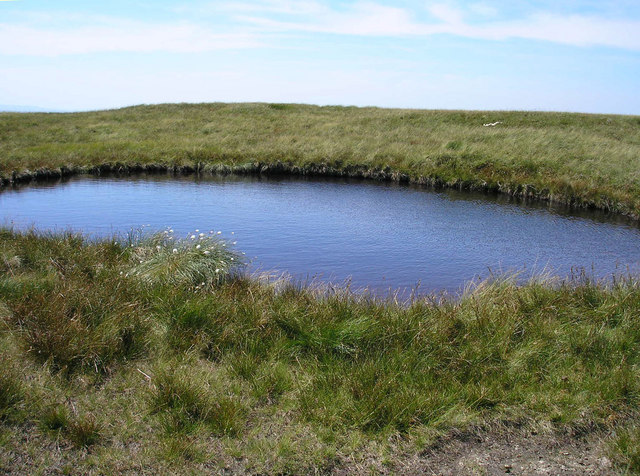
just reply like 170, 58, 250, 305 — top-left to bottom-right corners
2, 161, 637, 221
3, 172, 639, 296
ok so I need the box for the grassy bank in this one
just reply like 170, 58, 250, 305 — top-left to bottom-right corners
1, 103, 640, 218
1, 229, 640, 473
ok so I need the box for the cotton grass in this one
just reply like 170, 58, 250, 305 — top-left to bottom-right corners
128, 229, 243, 287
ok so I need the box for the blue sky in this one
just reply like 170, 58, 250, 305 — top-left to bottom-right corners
1, 0, 639, 113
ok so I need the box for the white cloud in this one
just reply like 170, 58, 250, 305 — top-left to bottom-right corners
1, 1, 639, 57
482, 13, 640, 48
427, 4, 465, 25
231, 1, 640, 50
468, 3, 499, 18
0, 19, 263, 56
203, 0, 326, 16
238, 3, 435, 36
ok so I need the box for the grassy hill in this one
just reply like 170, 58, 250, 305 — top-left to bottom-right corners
1, 103, 639, 218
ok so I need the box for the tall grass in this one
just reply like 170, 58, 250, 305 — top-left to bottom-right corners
0, 356, 23, 420
1, 229, 640, 472
128, 229, 242, 287
609, 424, 640, 473
151, 361, 247, 436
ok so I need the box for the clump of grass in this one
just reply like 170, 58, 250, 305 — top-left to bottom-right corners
0, 362, 23, 420
150, 363, 246, 436
6, 276, 150, 373
66, 413, 101, 448
608, 423, 640, 473
159, 295, 230, 354
38, 404, 100, 448
160, 435, 205, 463
249, 361, 293, 403
1, 232, 150, 374
128, 230, 243, 287
39, 404, 70, 432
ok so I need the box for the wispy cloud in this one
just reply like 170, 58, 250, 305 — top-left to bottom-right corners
1, 1, 639, 57
226, 0, 640, 50
0, 17, 263, 56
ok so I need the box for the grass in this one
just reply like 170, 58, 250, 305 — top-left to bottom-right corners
1, 229, 640, 473
1, 103, 640, 217
0, 359, 23, 421
1, 102, 639, 471
610, 424, 640, 473
129, 229, 242, 287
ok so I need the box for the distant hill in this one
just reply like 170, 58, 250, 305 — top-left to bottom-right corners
0, 104, 64, 113
1, 102, 639, 218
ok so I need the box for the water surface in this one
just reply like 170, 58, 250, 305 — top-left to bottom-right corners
1, 174, 639, 295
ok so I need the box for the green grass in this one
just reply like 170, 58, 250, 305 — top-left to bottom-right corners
1, 103, 640, 217
1, 103, 639, 471
1, 229, 640, 473
610, 424, 640, 474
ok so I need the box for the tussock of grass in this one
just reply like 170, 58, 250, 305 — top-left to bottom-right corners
38, 404, 101, 448
1, 229, 640, 472
66, 413, 102, 448
129, 230, 242, 287
3, 269, 150, 373
39, 404, 69, 432
609, 423, 640, 473
0, 360, 23, 420
160, 434, 206, 463
151, 362, 246, 436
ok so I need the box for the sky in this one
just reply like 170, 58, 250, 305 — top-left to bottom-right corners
0, 0, 639, 113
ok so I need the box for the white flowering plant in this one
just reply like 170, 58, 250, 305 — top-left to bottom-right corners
127, 229, 243, 287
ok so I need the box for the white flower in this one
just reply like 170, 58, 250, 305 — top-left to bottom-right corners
215, 268, 220, 273
232, 241, 237, 245
195, 229, 199, 232
169, 229, 173, 233
173, 248, 178, 253
204, 250, 210, 255
196, 244, 201, 249
199, 233, 204, 237
139, 260, 143, 264
201, 282, 205, 286
191, 235, 196, 239
156, 245, 161, 250
230, 258, 234, 261
217, 231, 222, 235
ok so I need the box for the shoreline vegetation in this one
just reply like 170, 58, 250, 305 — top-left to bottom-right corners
1, 230, 640, 473
1, 103, 640, 473
1, 103, 640, 220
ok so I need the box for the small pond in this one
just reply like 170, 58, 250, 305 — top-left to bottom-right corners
1, 174, 639, 295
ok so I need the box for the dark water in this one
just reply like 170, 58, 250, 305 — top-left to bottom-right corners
1, 174, 639, 295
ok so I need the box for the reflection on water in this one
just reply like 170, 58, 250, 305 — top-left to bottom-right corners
1, 174, 639, 295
